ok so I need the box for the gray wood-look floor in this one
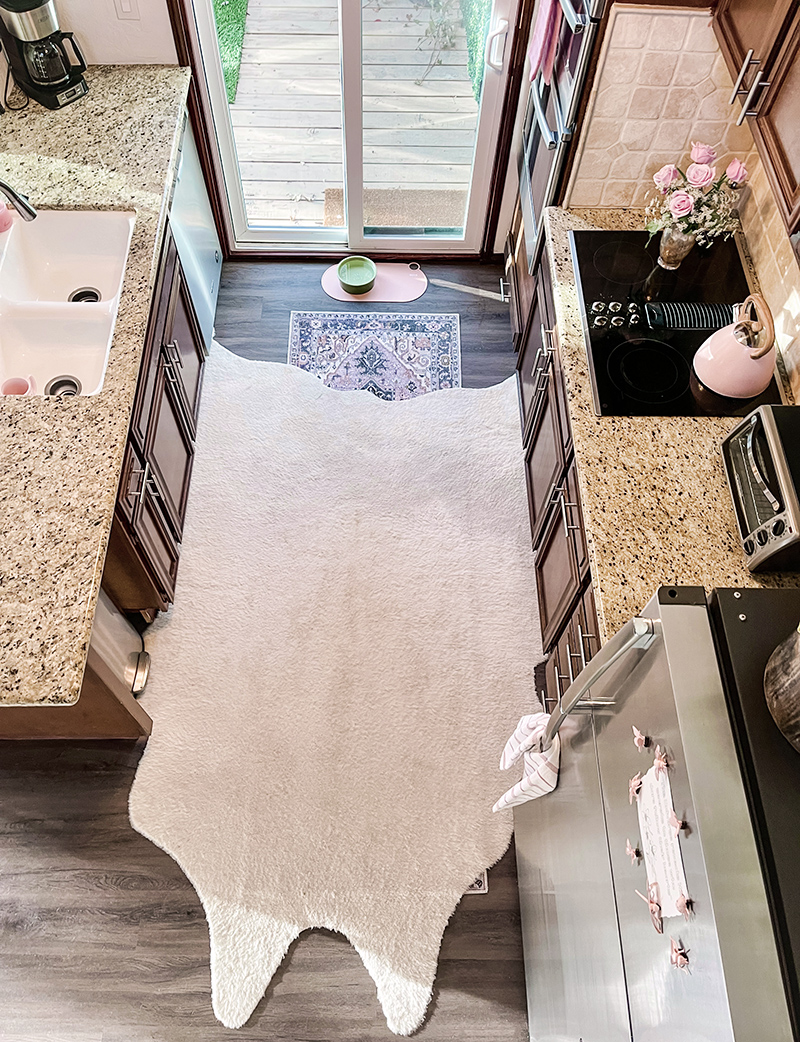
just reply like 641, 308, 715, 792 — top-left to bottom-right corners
213, 259, 516, 389
0, 741, 529, 1041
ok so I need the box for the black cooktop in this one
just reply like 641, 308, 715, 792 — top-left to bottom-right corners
569, 230, 783, 417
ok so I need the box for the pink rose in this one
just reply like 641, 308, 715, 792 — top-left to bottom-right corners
653, 164, 680, 192
690, 141, 717, 164
726, 157, 748, 184
686, 162, 716, 188
668, 191, 694, 219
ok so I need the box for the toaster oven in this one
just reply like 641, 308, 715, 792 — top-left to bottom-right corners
722, 405, 800, 571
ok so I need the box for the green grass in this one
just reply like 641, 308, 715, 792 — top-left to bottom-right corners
460, 0, 493, 102
213, 0, 249, 105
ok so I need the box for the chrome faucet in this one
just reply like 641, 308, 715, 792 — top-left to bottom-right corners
0, 179, 37, 221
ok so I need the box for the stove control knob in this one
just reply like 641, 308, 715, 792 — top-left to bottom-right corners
743, 538, 755, 555
772, 519, 786, 536
608, 301, 623, 313
757, 528, 769, 546
627, 302, 640, 313
592, 315, 609, 328
591, 301, 606, 313
629, 316, 641, 327
610, 316, 626, 328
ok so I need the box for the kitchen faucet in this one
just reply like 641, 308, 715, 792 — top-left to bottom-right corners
0, 179, 37, 220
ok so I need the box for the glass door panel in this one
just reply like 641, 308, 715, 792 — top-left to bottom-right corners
360, 0, 487, 236
229, 0, 345, 231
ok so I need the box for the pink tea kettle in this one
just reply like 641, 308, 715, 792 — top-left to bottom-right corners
693, 293, 776, 399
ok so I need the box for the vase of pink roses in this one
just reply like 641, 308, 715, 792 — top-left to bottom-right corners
646, 142, 748, 269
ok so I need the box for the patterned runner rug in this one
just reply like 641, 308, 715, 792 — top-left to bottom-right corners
288, 310, 460, 400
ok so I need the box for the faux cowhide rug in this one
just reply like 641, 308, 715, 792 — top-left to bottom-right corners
129, 343, 541, 1035
288, 310, 460, 399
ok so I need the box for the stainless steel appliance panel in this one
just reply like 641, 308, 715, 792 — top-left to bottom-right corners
515, 708, 632, 1041
593, 602, 737, 1042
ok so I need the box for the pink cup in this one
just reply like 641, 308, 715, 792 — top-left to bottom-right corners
1, 376, 34, 395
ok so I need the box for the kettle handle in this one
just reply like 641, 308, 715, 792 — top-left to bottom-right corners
736, 293, 775, 359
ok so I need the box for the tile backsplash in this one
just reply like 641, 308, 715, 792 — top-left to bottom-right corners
565, 4, 800, 399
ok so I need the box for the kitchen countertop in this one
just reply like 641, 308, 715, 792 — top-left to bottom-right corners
0, 65, 190, 705
544, 206, 800, 643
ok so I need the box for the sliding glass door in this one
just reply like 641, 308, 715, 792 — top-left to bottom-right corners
192, 0, 518, 251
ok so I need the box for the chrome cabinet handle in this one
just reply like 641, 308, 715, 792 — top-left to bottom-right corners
165, 339, 183, 368
542, 617, 659, 751
145, 474, 161, 498
559, 491, 580, 537
531, 81, 558, 150
129, 461, 149, 499
729, 48, 758, 105
499, 278, 511, 303
565, 642, 576, 683
577, 623, 596, 671
736, 70, 770, 125
541, 325, 556, 353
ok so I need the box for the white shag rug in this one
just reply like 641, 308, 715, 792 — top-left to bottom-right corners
129, 343, 542, 1035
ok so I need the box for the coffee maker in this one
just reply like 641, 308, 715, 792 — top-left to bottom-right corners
0, 0, 87, 110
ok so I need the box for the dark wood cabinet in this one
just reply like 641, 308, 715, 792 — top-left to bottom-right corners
542, 583, 600, 711
715, 0, 800, 232
102, 224, 206, 621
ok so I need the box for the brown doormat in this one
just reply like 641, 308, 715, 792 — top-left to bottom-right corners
324, 188, 467, 229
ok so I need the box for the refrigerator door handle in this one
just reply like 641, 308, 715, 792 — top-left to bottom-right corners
541, 616, 659, 750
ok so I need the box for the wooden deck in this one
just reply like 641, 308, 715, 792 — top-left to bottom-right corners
229, 0, 479, 228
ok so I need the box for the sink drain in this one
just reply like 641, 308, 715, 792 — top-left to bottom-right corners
68, 287, 101, 303
45, 375, 82, 397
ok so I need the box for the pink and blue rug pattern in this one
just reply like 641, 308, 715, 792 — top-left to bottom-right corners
288, 311, 461, 400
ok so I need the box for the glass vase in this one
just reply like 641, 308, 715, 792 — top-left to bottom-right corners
658, 226, 696, 269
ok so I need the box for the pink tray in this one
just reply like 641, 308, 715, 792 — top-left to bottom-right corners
321, 262, 428, 303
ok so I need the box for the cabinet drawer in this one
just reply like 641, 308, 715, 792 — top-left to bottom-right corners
536, 498, 583, 651
516, 281, 550, 440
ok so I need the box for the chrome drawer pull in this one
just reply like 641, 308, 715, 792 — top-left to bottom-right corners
736, 70, 770, 125
559, 492, 580, 538
499, 278, 511, 302
729, 48, 757, 105
165, 339, 183, 368
129, 461, 149, 499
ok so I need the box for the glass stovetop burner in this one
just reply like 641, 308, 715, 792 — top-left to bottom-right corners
607, 339, 691, 404
592, 241, 653, 285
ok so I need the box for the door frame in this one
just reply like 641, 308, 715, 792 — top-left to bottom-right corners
165, 0, 536, 259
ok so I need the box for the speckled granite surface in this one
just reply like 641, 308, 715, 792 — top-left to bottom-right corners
544, 207, 800, 644
0, 66, 190, 705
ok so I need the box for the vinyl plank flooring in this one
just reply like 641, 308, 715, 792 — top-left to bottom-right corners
0, 742, 529, 1041
214, 259, 516, 389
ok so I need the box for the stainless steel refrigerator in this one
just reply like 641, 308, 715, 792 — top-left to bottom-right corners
514, 585, 800, 1041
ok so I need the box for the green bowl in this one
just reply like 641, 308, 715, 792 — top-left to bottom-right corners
337, 256, 377, 294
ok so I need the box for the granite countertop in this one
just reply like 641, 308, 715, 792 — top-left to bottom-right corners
0, 65, 190, 705
544, 206, 800, 644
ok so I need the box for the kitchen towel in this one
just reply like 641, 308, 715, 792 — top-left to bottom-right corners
492, 712, 560, 811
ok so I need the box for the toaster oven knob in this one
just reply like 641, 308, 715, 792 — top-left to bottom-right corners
757, 529, 769, 546
772, 519, 786, 536
743, 538, 755, 555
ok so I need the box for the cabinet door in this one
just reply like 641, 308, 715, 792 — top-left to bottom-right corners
564, 456, 589, 577
577, 583, 600, 669
523, 379, 566, 548
536, 497, 583, 651
130, 229, 179, 452
145, 350, 196, 540
516, 281, 550, 440
132, 465, 180, 608
752, 15, 800, 230
163, 265, 206, 435
714, 0, 795, 79
538, 252, 573, 458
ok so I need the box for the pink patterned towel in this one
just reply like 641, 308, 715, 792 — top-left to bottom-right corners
492, 712, 560, 811
527, 0, 562, 86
